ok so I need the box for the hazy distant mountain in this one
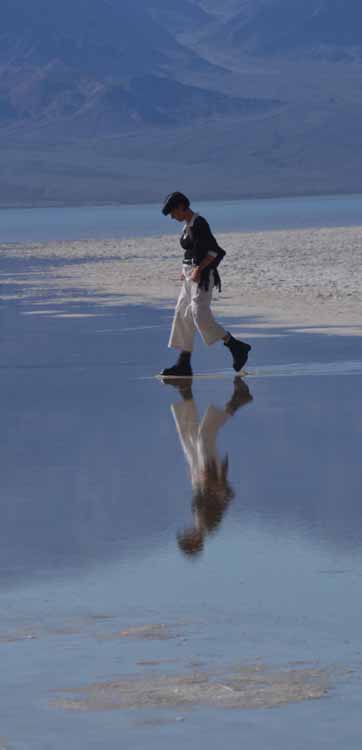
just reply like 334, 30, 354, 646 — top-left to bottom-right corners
205, 0, 362, 62
197, 0, 248, 21
149, 0, 211, 34
0, 0, 281, 134
1, 0, 362, 206
0, 0, 203, 76
2, 67, 278, 136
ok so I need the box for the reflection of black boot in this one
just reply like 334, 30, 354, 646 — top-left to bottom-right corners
224, 334, 251, 372
226, 377, 253, 415
161, 376, 193, 400
161, 351, 193, 378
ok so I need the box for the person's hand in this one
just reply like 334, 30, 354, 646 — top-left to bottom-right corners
180, 271, 185, 281
190, 267, 201, 284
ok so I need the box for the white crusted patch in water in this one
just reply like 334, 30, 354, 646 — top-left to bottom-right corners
101, 623, 177, 641
52, 663, 333, 713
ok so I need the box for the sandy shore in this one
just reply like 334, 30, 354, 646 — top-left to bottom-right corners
2, 224, 362, 334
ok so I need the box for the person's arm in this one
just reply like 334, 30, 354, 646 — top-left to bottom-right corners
190, 253, 215, 283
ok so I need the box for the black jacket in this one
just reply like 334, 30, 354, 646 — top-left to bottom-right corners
180, 215, 225, 291
180, 215, 225, 267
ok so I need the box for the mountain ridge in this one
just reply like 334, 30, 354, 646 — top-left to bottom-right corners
198, 0, 362, 62
1, 0, 362, 205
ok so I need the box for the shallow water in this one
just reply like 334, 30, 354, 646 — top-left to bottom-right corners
1, 254, 362, 748
2, 192, 362, 243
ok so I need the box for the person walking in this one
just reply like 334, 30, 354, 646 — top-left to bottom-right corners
161, 192, 251, 377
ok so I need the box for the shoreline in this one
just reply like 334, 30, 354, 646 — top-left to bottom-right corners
3, 224, 361, 336
1, 189, 362, 212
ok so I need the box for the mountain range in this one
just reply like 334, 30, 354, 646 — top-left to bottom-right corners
199, 0, 362, 62
0, 0, 284, 134
1, 0, 362, 206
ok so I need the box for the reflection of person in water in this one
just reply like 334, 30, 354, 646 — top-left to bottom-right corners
165, 377, 253, 557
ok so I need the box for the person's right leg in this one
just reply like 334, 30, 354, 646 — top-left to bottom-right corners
162, 275, 195, 377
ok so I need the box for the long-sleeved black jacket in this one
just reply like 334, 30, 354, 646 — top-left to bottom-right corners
180, 215, 225, 266
180, 215, 226, 291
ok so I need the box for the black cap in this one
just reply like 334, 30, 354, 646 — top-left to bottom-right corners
162, 191, 190, 216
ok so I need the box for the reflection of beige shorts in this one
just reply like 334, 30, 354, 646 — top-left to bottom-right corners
168, 266, 226, 352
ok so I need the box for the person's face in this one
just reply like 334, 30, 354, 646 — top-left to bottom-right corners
170, 205, 187, 222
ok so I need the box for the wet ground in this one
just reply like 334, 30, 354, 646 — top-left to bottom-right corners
1, 254, 362, 748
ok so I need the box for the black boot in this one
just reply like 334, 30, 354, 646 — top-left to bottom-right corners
224, 334, 251, 373
161, 351, 193, 378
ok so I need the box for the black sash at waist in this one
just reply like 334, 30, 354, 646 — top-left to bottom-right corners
182, 261, 222, 292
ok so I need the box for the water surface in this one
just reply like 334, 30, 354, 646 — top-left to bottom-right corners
1, 253, 362, 749
2, 192, 362, 243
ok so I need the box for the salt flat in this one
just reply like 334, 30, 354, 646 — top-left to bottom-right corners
2, 224, 361, 335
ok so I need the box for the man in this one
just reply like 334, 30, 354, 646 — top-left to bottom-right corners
161, 191, 251, 377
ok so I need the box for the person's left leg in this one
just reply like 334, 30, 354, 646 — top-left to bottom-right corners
223, 333, 251, 373
190, 281, 226, 347
190, 281, 251, 371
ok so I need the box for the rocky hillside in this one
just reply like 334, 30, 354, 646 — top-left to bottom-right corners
1, 0, 362, 205
196, 0, 362, 62
0, 0, 281, 134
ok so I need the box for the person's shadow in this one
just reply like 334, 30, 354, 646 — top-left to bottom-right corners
162, 377, 253, 557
